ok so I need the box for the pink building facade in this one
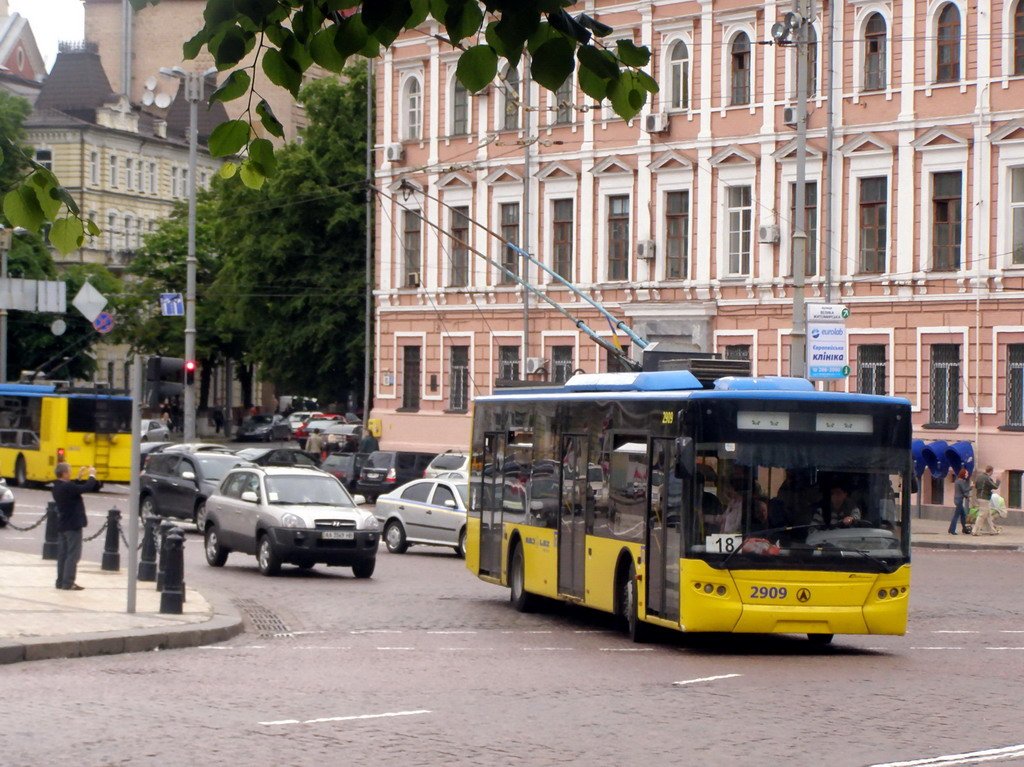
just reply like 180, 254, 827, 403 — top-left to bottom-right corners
371, 0, 1024, 509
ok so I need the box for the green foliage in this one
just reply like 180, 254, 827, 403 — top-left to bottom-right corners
212, 68, 368, 404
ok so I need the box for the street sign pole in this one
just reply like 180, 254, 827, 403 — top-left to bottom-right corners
184, 71, 201, 442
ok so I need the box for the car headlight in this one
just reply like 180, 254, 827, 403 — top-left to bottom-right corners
360, 515, 380, 532
280, 513, 307, 529
0, 487, 12, 502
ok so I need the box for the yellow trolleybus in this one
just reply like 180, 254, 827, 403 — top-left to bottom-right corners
466, 370, 912, 644
0, 383, 133, 484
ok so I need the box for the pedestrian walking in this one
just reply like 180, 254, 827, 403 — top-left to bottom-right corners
305, 428, 324, 459
973, 465, 1000, 515
949, 468, 972, 535
212, 408, 225, 435
52, 463, 101, 590
974, 489, 1006, 536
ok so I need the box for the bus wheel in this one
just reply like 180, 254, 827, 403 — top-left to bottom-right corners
621, 562, 651, 643
509, 542, 535, 613
808, 633, 834, 646
14, 456, 27, 487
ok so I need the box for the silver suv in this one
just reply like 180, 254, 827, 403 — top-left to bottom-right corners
202, 466, 380, 577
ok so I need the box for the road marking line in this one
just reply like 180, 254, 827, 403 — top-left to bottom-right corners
933, 630, 979, 634
259, 709, 431, 727
1000, 630, 1024, 633
521, 647, 574, 651
350, 629, 403, 634
910, 647, 964, 650
376, 646, 415, 651
673, 674, 742, 686
426, 630, 477, 634
985, 647, 1024, 651
868, 743, 1024, 766
600, 648, 656, 652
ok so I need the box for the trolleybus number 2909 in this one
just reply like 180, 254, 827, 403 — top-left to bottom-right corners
750, 586, 788, 600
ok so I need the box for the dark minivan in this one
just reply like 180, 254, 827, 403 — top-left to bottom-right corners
321, 452, 368, 493
356, 450, 434, 503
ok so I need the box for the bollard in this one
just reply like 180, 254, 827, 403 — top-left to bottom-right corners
42, 501, 59, 560
159, 528, 185, 614
101, 508, 121, 571
137, 516, 159, 581
156, 520, 176, 591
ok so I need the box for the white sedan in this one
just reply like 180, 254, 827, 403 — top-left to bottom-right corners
373, 478, 468, 558
140, 418, 170, 442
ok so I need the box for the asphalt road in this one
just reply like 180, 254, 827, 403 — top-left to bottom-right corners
1, 485, 1022, 767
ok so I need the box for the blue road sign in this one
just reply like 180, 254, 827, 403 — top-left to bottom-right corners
93, 311, 115, 334
160, 293, 185, 317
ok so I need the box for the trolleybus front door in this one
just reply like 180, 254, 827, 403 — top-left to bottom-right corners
557, 434, 588, 598
646, 439, 681, 622
479, 432, 505, 578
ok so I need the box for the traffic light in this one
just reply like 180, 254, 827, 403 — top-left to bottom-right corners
146, 356, 184, 409
184, 360, 197, 386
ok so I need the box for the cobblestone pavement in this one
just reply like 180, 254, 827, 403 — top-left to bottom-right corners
0, 487, 1022, 766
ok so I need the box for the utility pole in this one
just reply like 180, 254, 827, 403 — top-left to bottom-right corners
521, 64, 531, 379
363, 58, 374, 430
0, 227, 9, 383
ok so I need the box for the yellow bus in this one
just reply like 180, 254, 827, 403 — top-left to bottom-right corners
0, 383, 133, 484
466, 370, 912, 644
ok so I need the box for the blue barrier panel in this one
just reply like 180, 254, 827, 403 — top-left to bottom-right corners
945, 440, 975, 475
921, 440, 950, 479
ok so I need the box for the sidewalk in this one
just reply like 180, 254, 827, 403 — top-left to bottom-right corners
0, 551, 242, 664
909, 515, 1024, 550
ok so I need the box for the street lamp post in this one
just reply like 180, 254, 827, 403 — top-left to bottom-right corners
161, 66, 213, 441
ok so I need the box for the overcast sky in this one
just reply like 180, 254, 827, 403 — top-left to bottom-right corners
10, 0, 85, 71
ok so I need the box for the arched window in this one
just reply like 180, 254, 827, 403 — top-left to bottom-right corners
730, 33, 751, 106
1014, 0, 1024, 75
502, 67, 520, 130
669, 40, 689, 110
864, 13, 887, 90
936, 4, 961, 83
451, 79, 468, 135
805, 26, 818, 97
403, 77, 422, 140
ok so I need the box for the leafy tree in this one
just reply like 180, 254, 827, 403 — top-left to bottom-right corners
213, 68, 368, 406
3, 2, 651, 245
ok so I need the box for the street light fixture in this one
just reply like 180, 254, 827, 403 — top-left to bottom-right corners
159, 65, 216, 441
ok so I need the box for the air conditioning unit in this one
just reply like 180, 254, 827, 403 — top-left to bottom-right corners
644, 112, 669, 133
758, 224, 780, 244
405, 271, 420, 288
525, 357, 547, 375
385, 143, 404, 162
783, 106, 797, 127
636, 239, 656, 259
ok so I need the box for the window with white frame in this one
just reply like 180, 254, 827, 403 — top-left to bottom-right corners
89, 151, 99, 185
403, 77, 422, 141
726, 185, 752, 275
932, 171, 962, 270
451, 79, 468, 135
171, 167, 179, 197
449, 205, 470, 287
553, 77, 573, 125
107, 213, 116, 251
502, 67, 520, 131
857, 344, 887, 394
1006, 344, 1024, 427
607, 195, 630, 281
551, 345, 574, 383
148, 162, 156, 194
788, 181, 818, 276
805, 25, 818, 97
669, 40, 689, 110
35, 149, 52, 170
1015, 1, 1024, 75
1012, 168, 1024, 265
109, 155, 118, 188
135, 159, 143, 190
864, 13, 887, 91
124, 215, 134, 249
552, 199, 573, 279
402, 346, 421, 410
730, 33, 751, 105
403, 208, 422, 286
929, 344, 960, 427
936, 3, 961, 83
665, 190, 689, 279
498, 345, 520, 382
859, 176, 888, 273
500, 202, 520, 284
449, 346, 469, 411
125, 158, 134, 190
182, 167, 189, 195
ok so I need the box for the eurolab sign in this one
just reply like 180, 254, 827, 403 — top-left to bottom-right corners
806, 303, 850, 381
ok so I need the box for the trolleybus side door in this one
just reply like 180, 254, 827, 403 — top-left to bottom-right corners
479, 432, 505, 577
646, 438, 682, 622
557, 434, 588, 599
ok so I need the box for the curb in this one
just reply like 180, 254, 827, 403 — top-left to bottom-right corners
0, 588, 245, 665
913, 540, 1024, 551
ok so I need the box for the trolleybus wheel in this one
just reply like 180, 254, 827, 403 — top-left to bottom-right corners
509, 542, 535, 613
14, 456, 27, 487
622, 561, 651, 643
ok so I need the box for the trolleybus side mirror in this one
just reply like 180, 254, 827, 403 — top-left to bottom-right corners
674, 437, 694, 478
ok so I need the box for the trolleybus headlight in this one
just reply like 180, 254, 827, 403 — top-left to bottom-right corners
704, 584, 714, 594
889, 587, 899, 598
878, 589, 887, 599
716, 585, 727, 596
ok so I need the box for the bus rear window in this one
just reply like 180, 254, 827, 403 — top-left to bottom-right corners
67, 399, 132, 434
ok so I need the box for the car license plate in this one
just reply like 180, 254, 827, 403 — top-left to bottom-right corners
322, 530, 354, 540
365, 471, 382, 480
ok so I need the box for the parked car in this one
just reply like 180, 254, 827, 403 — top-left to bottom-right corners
287, 411, 318, 435
237, 413, 292, 442
235, 447, 321, 468
139, 440, 173, 470
374, 478, 469, 557
321, 423, 363, 452
320, 452, 368, 492
202, 465, 379, 577
0, 478, 14, 526
294, 416, 344, 449
356, 450, 435, 503
163, 442, 236, 454
139, 450, 247, 529
424, 450, 469, 478
140, 418, 170, 442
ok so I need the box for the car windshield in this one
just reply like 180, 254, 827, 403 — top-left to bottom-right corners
455, 484, 469, 505
323, 455, 355, 469
196, 454, 242, 481
364, 453, 393, 469
265, 475, 354, 506
431, 454, 466, 470
247, 416, 273, 425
